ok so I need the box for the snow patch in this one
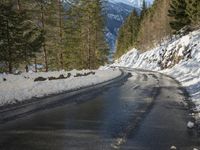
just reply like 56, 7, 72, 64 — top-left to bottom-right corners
0, 69, 121, 106
110, 29, 200, 111
187, 121, 195, 129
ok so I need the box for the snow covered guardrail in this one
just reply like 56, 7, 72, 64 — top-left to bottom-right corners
0, 69, 128, 123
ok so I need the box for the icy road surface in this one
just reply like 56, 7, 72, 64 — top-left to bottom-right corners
0, 69, 199, 150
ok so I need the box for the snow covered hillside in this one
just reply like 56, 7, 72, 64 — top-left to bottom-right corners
0, 69, 121, 106
111, 29, 200, 109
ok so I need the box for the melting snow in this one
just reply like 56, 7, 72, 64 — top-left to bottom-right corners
110, 29, 200, 110
0, 69, 121, 106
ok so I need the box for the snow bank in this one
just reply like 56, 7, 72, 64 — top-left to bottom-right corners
0, 69, 121, 106
112, 29, 200, 109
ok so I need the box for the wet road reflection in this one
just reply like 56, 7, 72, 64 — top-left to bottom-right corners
0, 70, 199, 150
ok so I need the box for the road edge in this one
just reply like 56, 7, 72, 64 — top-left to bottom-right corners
0, 69, 129, 124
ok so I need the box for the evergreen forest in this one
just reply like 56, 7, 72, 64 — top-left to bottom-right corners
115, 0, 200, 58
0, 0, 109, 73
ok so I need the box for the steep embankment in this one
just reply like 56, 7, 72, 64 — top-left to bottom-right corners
111, 29, 200, 111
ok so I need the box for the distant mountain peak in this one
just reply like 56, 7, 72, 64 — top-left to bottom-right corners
109, 0, 153, 8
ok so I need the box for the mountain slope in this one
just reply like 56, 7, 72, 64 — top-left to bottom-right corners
105, 2, 135, 52
110, 29, 200, 112
63, 1, 135, 53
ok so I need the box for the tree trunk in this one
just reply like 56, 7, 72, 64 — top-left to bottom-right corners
8, 61, 12, 74
34, 57, 37, 72
58, 0, 64, 70
16, 0, 21, 10
41, 4, 48, 72
6, 20, 12, 73
43, 43, 48, 72
25, 65, 28, 72
87, 16, 91, 69
94, 27, 98, 69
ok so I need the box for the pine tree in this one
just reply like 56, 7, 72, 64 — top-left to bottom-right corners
0, 0, 108, 72
141, 0, 147, 18
115, 9, 140, 58
89, 0, 108, 68
0, 3, 17, 73
33, 0, 65, 71
126, 9, 140, 48
57, 0, 64, 70
35, 0, 49, 71
186, 0, 200, 27
64, 0, 108, 69
0, 2, 43, 73
115, 26, 126, 57
64, 1, 83, 69
136, 0, 172, 51
16, 0, 44, 72
168, 0, 191, 31
21, 20, 44, 72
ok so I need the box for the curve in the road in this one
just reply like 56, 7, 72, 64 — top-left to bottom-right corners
0, 68, 199, 150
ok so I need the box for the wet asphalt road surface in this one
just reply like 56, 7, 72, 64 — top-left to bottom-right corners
0, 69, 199, 150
